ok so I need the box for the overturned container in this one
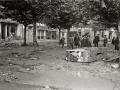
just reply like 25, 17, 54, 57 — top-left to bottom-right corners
66, 47, 107, 63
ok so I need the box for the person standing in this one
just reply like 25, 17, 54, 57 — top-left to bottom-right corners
112, 37, 115, 45
82, 35, 87, 47
103, 35, 108, 47
74, 33, 80, 48
93, 34, 100, 47
81, 35, 84, 47
87, 35, 92, 47
114, 36, 119, 50
69, 35, 74, 49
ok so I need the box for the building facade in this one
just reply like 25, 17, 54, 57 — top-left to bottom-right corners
26, 23, 116, 46
26, 23, 58, 40
0, 19, 24, 41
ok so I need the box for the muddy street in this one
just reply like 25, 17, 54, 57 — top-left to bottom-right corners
0, 41, 120, 90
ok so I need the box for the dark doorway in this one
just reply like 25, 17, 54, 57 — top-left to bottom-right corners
1, 23, 5, 39
11, 28, 15, 34
7, 25, 9, 36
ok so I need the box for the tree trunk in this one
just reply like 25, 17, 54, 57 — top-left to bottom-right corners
23, 24, 27, 46
118, 20, 120, 68
58, 28, 61, 42
33, 19, 38, 46
115, 0, 118, 6
67, 28, 70, 47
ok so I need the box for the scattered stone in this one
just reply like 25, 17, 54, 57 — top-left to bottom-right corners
0, 71, 18, 82
9, 64, 13, 66
111, 64, 119, 69
30, 57, 37, 60
26, 68, 30, 71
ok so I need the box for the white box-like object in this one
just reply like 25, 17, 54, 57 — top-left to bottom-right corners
66, 47, 107, 62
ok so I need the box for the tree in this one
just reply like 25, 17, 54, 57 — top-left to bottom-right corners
43, 0, 80, 44
101, 0, 120, 33
1, 0, 33, 45
0, 5, 4, 18
84, 0, 120, 32
77, 0, 101, 25
81, 0, 120, 66
28, 0, 48, 45
1, 0, 49, 46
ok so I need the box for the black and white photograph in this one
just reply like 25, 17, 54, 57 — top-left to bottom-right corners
0, 0, 120, 90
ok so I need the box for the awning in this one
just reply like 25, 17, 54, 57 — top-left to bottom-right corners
0, 19, 19, 24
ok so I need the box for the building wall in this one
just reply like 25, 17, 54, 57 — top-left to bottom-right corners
26, 24, 58, 40
25, 24, 117, 43
0, 22, 24, 40
94, 28, 116, 42
16, 24, 24, 39
0, 23, 1, 39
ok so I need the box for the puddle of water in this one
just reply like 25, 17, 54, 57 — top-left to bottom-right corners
15, 70, 115, 90
67, 70, 94, 79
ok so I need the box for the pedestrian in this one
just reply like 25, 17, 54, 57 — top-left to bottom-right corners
81, 35, 84, 47
60, 34, 65, 49
84, 35, 88, 47
86, 35, 92, 47
112, 37, 115, 45
93, 34, 100, 47
69, 35, 74, 49
103, 35, 108, 47
81, 35, 86, 47
74, 33, 80, 48
79, 35, 82, 47
114, 36, 119, 50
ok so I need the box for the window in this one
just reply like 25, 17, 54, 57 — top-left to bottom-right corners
38, 36, 40, 39
28, 26, 33, 29
52, 31, 56, 39
11, 28, 15, 33
41, 31, 44, 39
109, 32, 111, 39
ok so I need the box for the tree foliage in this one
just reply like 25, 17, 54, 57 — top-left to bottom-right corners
100, 0, 120, 29
77, 0, 101, 25
42, 0, 81, 42
0, 0, 33, 45
1, 0, 33, 25
0, 0, 51, 45
82, 0, 120, 29
43, 0, 80, 30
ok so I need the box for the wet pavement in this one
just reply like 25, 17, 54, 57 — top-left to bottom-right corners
15, 70, 116, 90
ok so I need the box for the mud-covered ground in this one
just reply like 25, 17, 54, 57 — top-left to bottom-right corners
0, 40, 120, 90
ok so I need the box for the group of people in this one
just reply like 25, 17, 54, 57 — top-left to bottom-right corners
60, 33, 119, 50
69, 33, 92, 49
93, 34, 119, 50
60, 33, 92, 49
93, 34, 108, 47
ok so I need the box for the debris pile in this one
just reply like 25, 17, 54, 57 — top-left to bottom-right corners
40, 85, 72, 90
0, 71, 18, 82
0, 58, 9, 66
66, 47, 107, 62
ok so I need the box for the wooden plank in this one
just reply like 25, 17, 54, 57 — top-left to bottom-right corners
103, 56, 120, 62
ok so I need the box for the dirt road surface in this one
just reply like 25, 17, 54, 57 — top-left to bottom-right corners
0, 40, 120, 90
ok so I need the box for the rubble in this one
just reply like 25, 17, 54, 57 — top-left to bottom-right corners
0, 71, 18, 82
30, 57, 37, 60
111, 64, 119, 69
0, 40, 120, 90
40, 85, 72, 90
66, 47, 107, 62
